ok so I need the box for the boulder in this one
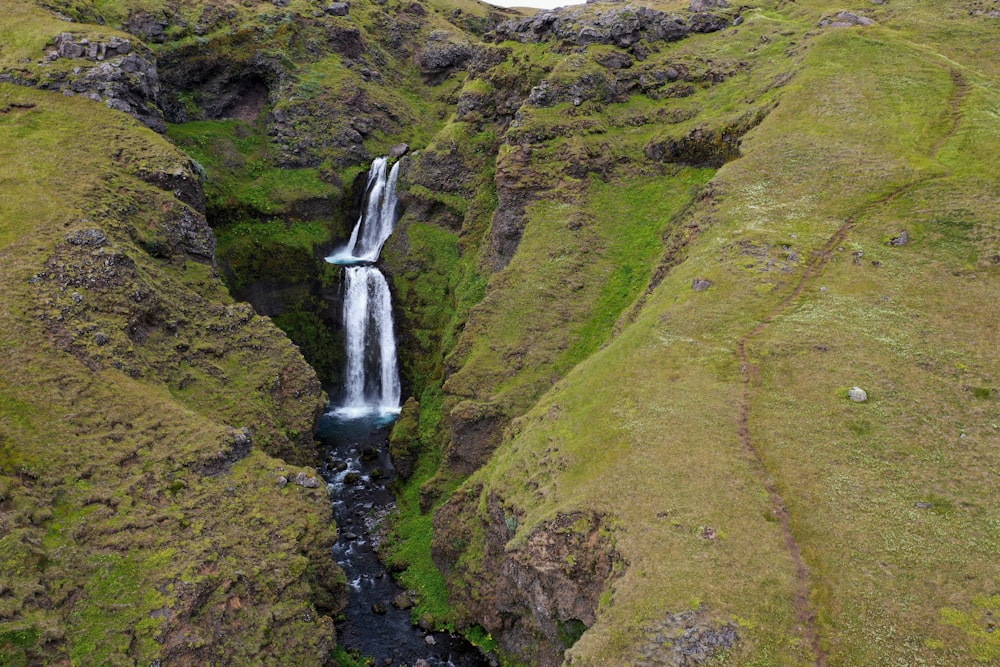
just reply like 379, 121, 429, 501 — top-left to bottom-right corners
848, 387, 868, 402
415, 31, 474, 76
324, 2, 350, 16
690, 0, 728, 10
294, 472, 320, 488
820, 11, 877, 27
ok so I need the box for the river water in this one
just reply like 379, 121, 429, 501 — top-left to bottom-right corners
316, 410, 491, 667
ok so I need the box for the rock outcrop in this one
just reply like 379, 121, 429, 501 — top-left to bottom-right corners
4, 31, 167, 131
433, 491, 621, 666
489, 4, 734, 48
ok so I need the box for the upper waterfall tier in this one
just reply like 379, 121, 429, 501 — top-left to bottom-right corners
326, 156, 401, 265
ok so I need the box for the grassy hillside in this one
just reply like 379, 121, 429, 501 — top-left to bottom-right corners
1, 0, 997, 665
431, 1, 999, 665
0, 82, 340, 665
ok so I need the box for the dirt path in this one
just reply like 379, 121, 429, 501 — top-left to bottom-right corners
734, 69, 968, 667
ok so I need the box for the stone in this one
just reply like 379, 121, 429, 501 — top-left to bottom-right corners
890, 230, 909, 246
690, 0, 728, 10
415, 660, 430, 667
324, 2, 349, 16
94, 332, 109, 346
66, 228, 108, 247
415, 31, 474, 76
277, 475, 288, 488
294, 472, 320, 488
821, 11, 876, 27
424, 634, 437, 646
692, 278, 713, 291
371, 601, 387, 614
389, 142, 409, 158
848, 387, 868, 402
392, 592, 414, 609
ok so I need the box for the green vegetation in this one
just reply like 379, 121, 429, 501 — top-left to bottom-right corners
388, 1, 1000, 665
3, 0, 999, 665
0, 81, 335, 664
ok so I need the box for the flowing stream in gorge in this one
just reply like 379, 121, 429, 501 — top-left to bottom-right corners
318, 157, 489, 666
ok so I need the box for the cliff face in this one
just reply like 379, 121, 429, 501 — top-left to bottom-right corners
3, 0, 1000, 665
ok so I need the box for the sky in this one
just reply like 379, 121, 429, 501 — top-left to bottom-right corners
486, 0, 586, 8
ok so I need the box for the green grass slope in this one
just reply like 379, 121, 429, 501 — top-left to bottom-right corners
0, 84, 342, 665
435, 1, 999, 665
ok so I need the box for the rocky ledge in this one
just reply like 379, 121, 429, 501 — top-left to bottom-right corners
488, 2, 735, 49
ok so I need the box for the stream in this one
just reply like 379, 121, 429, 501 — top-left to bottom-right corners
316, 411, 490, 667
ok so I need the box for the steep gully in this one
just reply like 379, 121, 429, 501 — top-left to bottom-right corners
735, 68, 968, 667
318, 157, 489, 666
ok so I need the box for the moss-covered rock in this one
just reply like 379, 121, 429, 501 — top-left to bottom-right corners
389, 396, 421, 480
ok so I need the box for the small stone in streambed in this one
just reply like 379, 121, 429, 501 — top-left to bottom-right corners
361, 447, 378, 461
415, 660, 430, 667
425, 634, 437, 646
343, 472, 360, 484
393, 592, 414, 609
342, 532, 358, 540
848, 387, 868, 402
372, 601, 387, 614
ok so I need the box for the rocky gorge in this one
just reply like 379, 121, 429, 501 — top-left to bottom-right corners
1, 0, 999, 665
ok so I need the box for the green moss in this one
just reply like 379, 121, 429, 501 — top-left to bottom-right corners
382, 449, 460, 627
167, 119, 337, 217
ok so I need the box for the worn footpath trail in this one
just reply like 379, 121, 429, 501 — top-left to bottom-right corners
734, 68, 968, 667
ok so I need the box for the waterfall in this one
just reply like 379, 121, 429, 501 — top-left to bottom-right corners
327, 157, 401, 264
341, 266, 400, 415
327, 157, 402, 419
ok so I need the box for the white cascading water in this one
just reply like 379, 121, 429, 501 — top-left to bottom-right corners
327, 157, 402, 418
327, 156, 401, 264
340, 267, 400, 416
